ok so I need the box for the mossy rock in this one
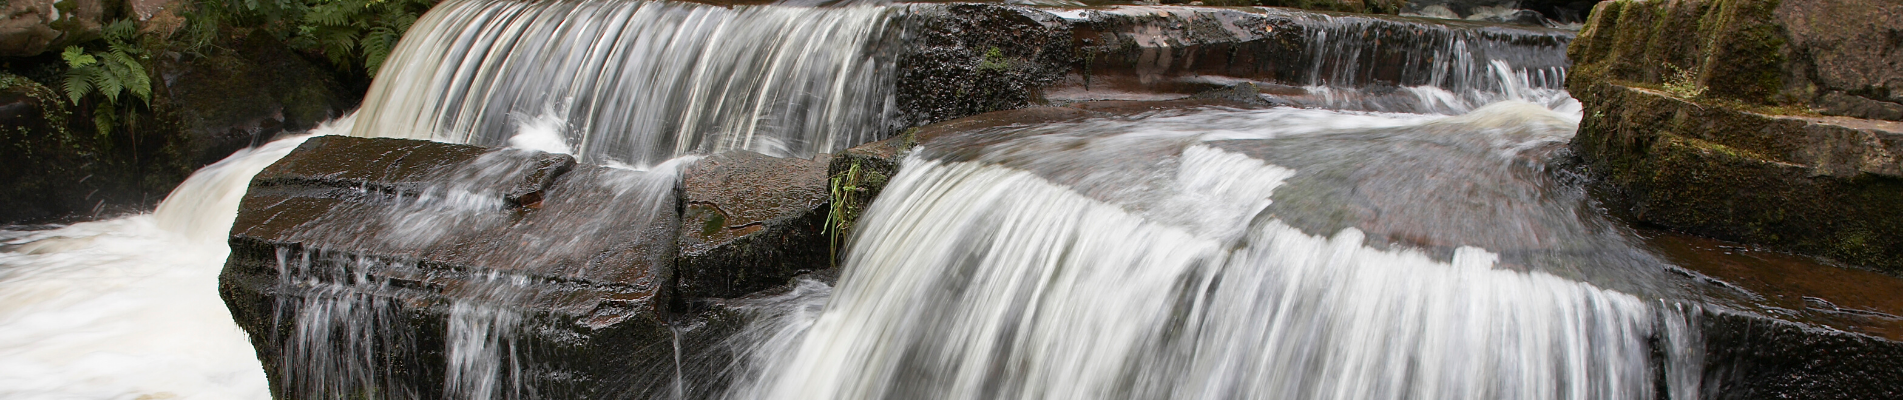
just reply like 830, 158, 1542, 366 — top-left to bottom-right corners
1570, 81, 1903, 274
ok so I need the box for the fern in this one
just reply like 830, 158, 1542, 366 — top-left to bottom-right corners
196, 0, 434, 76
60, 19, 156, 136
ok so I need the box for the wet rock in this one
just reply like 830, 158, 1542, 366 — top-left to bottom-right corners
0, 0, 108, 57
892, 4, 1570, 124
1699, 309, 1903, 400
1569, 81, 1903, 274
222, 136, 697, 399
676, 151, 832, 300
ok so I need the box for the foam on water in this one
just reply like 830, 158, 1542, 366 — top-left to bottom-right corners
0, 117, 352, 399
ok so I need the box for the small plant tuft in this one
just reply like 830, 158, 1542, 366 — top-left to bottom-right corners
1662, 64, 1707, 99
977, 46, 1010, 72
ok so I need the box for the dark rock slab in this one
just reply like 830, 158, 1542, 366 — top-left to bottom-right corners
676, 151, 831, 300
221, 135, 689, 399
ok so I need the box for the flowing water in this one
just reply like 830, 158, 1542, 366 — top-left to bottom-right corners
723, 101, 1707, 400
0, 1, 1793, 399
351, 0, 900, 167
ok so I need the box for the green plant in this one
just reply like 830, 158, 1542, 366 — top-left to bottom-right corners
977, 46, 1010, 72
825, 161, 866, 266
61, 20, 154, 137
1662, 63, 1707, 99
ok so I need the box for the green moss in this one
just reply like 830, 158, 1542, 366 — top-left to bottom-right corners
977, 46, 1011, 72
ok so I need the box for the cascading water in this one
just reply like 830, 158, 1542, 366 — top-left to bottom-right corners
0, 1, 1787, 399
724, 101, 1707, 399
351, 0, 900, 166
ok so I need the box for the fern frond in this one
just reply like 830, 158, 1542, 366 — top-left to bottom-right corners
63, 69, 94, 104
61, 46, 98, 67
89, 67, 121, 103
103, 20, 138, 41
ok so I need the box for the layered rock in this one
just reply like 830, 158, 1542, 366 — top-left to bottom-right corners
1569, 0, 1903, 121
1566, 0, 1903, 273
894, 3, 1574, 125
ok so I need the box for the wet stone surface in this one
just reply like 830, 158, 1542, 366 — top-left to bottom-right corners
676, 151, 832, 300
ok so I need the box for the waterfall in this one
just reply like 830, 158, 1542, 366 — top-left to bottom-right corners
351, 0, 900, 167
1285, 12, 1575, 114
727, 102, 1706, 400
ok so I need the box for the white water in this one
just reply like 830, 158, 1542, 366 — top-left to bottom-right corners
0, 117, 349, 399
728, 102, 1703, 400
353, 0, 898, 167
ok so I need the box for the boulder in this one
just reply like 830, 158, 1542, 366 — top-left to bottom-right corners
221, 136, 694, 399
1566, 0, 1903, 274
1570, 81, 1903, 274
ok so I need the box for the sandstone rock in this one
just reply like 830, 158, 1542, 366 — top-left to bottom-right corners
1054, 5, 1571, 106
676, 151, 831, 300
1566, 0, 1903, 273
222, 136, 697, 399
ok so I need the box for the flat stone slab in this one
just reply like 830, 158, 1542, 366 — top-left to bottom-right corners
222, 136, 687, 399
